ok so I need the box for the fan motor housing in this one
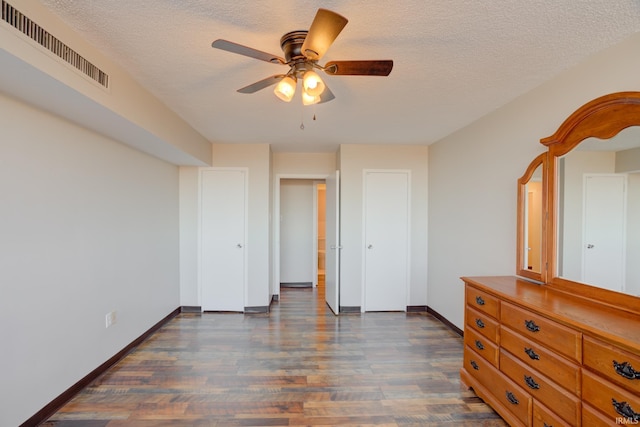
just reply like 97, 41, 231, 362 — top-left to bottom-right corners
280, 31, 308, 63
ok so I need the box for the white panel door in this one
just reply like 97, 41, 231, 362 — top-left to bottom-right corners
583, 174, 626, 292
325, 171, 340, 314
364, 171, 409, 311
200, 168, 246, 311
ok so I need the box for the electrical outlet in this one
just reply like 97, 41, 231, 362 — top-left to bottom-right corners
105, 311, 117, 328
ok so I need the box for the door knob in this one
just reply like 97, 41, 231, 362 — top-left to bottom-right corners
367, 244, 373, 249
237, 243, 243, 248
587, 244, 594, 249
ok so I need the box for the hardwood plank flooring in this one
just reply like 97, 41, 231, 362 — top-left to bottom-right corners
43, 285, 506, 426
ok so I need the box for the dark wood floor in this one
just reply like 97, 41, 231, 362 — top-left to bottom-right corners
43, 285, 506, 426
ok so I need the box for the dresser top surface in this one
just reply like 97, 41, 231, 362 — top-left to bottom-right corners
462, 276, 640, 354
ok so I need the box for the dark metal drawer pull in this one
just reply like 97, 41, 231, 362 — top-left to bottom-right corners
525, 347, 540, 360
506, 391, 519, 405
613, 360, 640, 380
470, 360, 479, 371
475, 318, 485, 328
544, 423, 552, 427
612, 398, 640, 421
475, 296, 485, 306
524, 375, 540, 390
475, 340, 484, 351
524, 319, 540, 332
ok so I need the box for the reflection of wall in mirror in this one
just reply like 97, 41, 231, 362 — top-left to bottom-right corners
526, 181, 543, 272
628, 172, 640, 296
616, 146, 640, 296
559, 150, 640, 295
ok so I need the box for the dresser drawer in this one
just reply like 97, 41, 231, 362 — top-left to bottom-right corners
501, 326, 580, 394
464, 346, 496, 388
466, 285, 500, 319
466, 306, 500, 344
584, 335, 640, 395
582, 369, 640, 423
533, 400, 570, 427
501, 350, 580, 426
465, 347, 532, 425
582, 402, 619, 427
501, 302, 581, 362
464, 327, 499, 367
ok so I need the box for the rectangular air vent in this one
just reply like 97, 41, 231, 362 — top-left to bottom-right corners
1, 0, 109, 88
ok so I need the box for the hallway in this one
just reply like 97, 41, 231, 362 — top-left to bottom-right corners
44, 287, 506, 426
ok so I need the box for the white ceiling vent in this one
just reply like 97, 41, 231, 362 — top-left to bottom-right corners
2, 0, 109, 88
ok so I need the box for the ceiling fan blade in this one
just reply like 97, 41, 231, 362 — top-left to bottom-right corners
212, 39, 285, 64
318, 85, 335, 104
324, 60, 393, 76
237, 75, 286, 94
301, 9, 348, 61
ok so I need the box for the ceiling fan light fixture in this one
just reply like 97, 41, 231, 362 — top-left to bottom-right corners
302, 89, 321, 106
212, 8, 393, 107
302, 70, 325, 97
274, 76, 297, 102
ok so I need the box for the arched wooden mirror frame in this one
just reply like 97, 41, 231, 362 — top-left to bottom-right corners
516, 152, 547, 283
540, 91, 640, 313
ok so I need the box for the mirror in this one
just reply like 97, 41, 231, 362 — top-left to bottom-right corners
556, 127, 640, 296
538, 91, 640, 310
517, 153, 546, 282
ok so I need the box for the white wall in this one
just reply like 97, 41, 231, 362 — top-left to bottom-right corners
617, 146, 640, 172
339, 144, 429, 308
280, 180, 315, 283
428, 31, 640, 330
272, 152, 337, 175
0, 93, 180, 427
628, 173, 640, 296
0, 0, 211, 165
179, 166, 200, 305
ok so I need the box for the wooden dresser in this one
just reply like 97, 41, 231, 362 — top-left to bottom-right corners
460, 276, 640, 427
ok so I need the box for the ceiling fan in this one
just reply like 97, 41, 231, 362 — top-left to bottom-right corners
211, 8, 393, 105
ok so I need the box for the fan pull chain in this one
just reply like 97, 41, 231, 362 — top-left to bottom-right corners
299, 104, 318, 129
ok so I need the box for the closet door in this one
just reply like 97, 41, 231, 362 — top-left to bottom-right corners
363, 170, 410, 311
200, 168, 247, 311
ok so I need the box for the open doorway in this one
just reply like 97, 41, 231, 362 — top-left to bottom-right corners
278, 179, 326, 297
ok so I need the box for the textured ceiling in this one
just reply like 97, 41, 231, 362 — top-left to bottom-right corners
38, 0, 640, 153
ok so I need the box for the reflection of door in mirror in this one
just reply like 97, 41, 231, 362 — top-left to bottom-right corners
517, 153, 546, 282
556, 128, 640, 296
525, 177, 543, 272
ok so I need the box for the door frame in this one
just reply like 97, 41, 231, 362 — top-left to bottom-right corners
198, 167, 249, 310
361, 169, 412, 311
273, 173, 329, 300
